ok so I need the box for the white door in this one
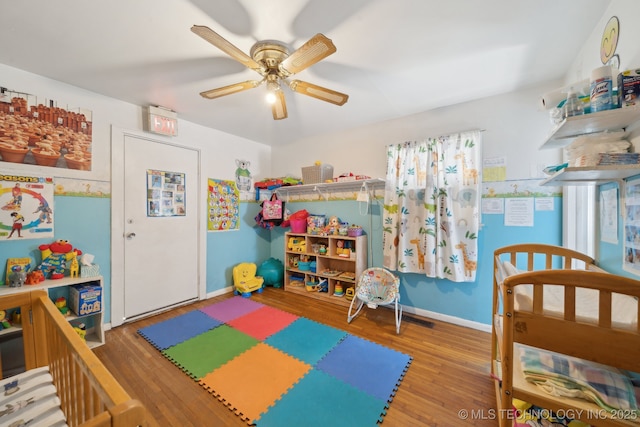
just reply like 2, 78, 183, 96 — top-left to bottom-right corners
119, 134, 199, 320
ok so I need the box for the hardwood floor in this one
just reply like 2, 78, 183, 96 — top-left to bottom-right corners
94, 288, 498, 426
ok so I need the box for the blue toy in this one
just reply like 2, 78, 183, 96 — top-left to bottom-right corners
257, 258, 284, 288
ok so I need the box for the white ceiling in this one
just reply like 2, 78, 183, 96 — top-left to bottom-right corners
0, 0, 611, 146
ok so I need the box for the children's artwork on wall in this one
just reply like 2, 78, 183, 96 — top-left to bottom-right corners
146, 170, 186, 217
234, 159, 252, 193
623, 176, 640, 275
0, 174, 54, 240
53, 178, 110, 197
0, 89, 93, 170
207, 178, 239, 232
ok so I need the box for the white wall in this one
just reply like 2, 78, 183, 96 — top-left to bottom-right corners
565, 0, 640, 86
272, 79, 565, 181
0, 63, 272, 184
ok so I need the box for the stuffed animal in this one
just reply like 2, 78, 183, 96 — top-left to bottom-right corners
25, 269, 45, 285
8, 265, 28, 287
38, 239, 82, 279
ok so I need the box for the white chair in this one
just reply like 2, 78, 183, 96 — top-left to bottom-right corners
347, 267, 402, 334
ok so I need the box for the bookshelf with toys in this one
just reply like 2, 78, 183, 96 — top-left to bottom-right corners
284, 231, 367, 307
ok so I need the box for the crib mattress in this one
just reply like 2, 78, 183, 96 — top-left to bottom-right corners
0, 366, 67, 427
502, 261, 638, 330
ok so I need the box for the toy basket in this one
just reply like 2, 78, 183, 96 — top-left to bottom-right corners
347, 226, 364, 237
302, 164, 334, 184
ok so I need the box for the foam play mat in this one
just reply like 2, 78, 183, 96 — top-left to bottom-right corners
138, 296, 412, 425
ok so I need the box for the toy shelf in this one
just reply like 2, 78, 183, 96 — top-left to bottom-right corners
0, 276, 104, 348
284, 232, 367, 307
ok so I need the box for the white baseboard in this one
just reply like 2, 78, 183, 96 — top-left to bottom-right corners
205, 287, 491, 333
206, 286, 234, 299
402, 305, 491, 333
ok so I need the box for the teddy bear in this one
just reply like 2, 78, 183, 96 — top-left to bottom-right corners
38, 239, 82, 279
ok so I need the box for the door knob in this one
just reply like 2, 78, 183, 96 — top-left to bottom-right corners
126, 232, 136, 239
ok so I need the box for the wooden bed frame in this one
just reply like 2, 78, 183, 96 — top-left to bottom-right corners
0, 289, 146, 427
492, 243, 640, 427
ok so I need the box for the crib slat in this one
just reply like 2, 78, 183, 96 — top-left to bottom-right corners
564, 286, 576, 321
599, 290, 612, 328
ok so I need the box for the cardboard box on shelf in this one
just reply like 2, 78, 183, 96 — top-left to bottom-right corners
69, 284, 102, 316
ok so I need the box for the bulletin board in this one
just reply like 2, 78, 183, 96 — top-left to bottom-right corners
623, 176, 640, 276
147, 169, 186, 217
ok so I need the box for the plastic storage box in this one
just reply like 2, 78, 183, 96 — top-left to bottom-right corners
301, 164, 333, 184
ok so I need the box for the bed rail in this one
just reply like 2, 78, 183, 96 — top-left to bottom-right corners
0, 290, 146, 427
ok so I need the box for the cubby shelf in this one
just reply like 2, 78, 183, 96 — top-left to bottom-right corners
284, 232, 367, 307
0, 276, 104, 348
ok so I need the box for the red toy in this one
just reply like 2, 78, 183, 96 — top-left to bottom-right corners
38, 239, 82, 279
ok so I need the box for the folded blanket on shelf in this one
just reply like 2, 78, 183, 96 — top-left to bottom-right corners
519, 345, 639, 415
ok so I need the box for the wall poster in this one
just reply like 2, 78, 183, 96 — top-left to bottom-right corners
0, 89, 93, 170
623, 177, 640, 275
207, 178, 239, 231
0, 173, 54, 240
147, 169, 185, 217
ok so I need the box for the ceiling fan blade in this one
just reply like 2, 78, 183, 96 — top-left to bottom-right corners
191, 25, 265, 74
200, 80, 262, 99
279, 34, 336, 76
289, 80, 348, 106
271, 90, 288, 120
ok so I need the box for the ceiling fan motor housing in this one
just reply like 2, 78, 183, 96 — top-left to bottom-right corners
250, 41, 290, 73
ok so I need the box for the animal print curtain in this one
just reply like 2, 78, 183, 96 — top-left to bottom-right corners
382, 130, 481, 282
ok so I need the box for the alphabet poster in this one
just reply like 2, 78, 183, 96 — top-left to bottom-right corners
207, 178, 239, 231
0, 173, 54, 240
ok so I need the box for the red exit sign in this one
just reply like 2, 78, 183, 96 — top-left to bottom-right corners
146, 106, 178, 136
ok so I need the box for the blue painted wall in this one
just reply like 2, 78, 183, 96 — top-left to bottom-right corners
0, 195, 112, 320
1, 193, 562, 327
206, 202, 271, 293
270, 195, 563, 326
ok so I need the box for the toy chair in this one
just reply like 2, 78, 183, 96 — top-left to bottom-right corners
233, 263, 264, 298
347, 267, 402, 334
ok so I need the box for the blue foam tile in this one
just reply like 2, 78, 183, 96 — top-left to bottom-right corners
256, 369, 386, 427
264, 317, 348, 365
315, 335, 412, 402
137, 310, 223, 350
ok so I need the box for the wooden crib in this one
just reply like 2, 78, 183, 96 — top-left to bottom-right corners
0, 289, 146, 426
492, 243, 640, 426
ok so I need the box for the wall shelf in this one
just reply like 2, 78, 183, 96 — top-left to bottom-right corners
539, 104, 640, 150
540, 164, 640, 186
275, 178, 385, 201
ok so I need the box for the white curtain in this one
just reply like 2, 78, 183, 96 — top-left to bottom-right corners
382, 130, 482, 282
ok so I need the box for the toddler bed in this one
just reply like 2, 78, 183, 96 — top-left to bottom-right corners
0, 289, 145, 426
492, 243, 640, 426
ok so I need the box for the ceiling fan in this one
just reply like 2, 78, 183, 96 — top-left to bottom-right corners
191, 25, 349, 120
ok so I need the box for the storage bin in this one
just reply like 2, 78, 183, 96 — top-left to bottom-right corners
301, 164, 333, 184
290, 219, 307, 233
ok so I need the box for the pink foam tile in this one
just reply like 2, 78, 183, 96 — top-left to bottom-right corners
227, 306, 299, 340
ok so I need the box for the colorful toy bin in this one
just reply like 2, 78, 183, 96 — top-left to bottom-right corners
257, 258, 284, 288
290, 219, 306, 233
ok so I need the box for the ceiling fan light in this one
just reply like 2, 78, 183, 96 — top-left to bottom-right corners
265, 79, 280, 104
266, 91, 278, 104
